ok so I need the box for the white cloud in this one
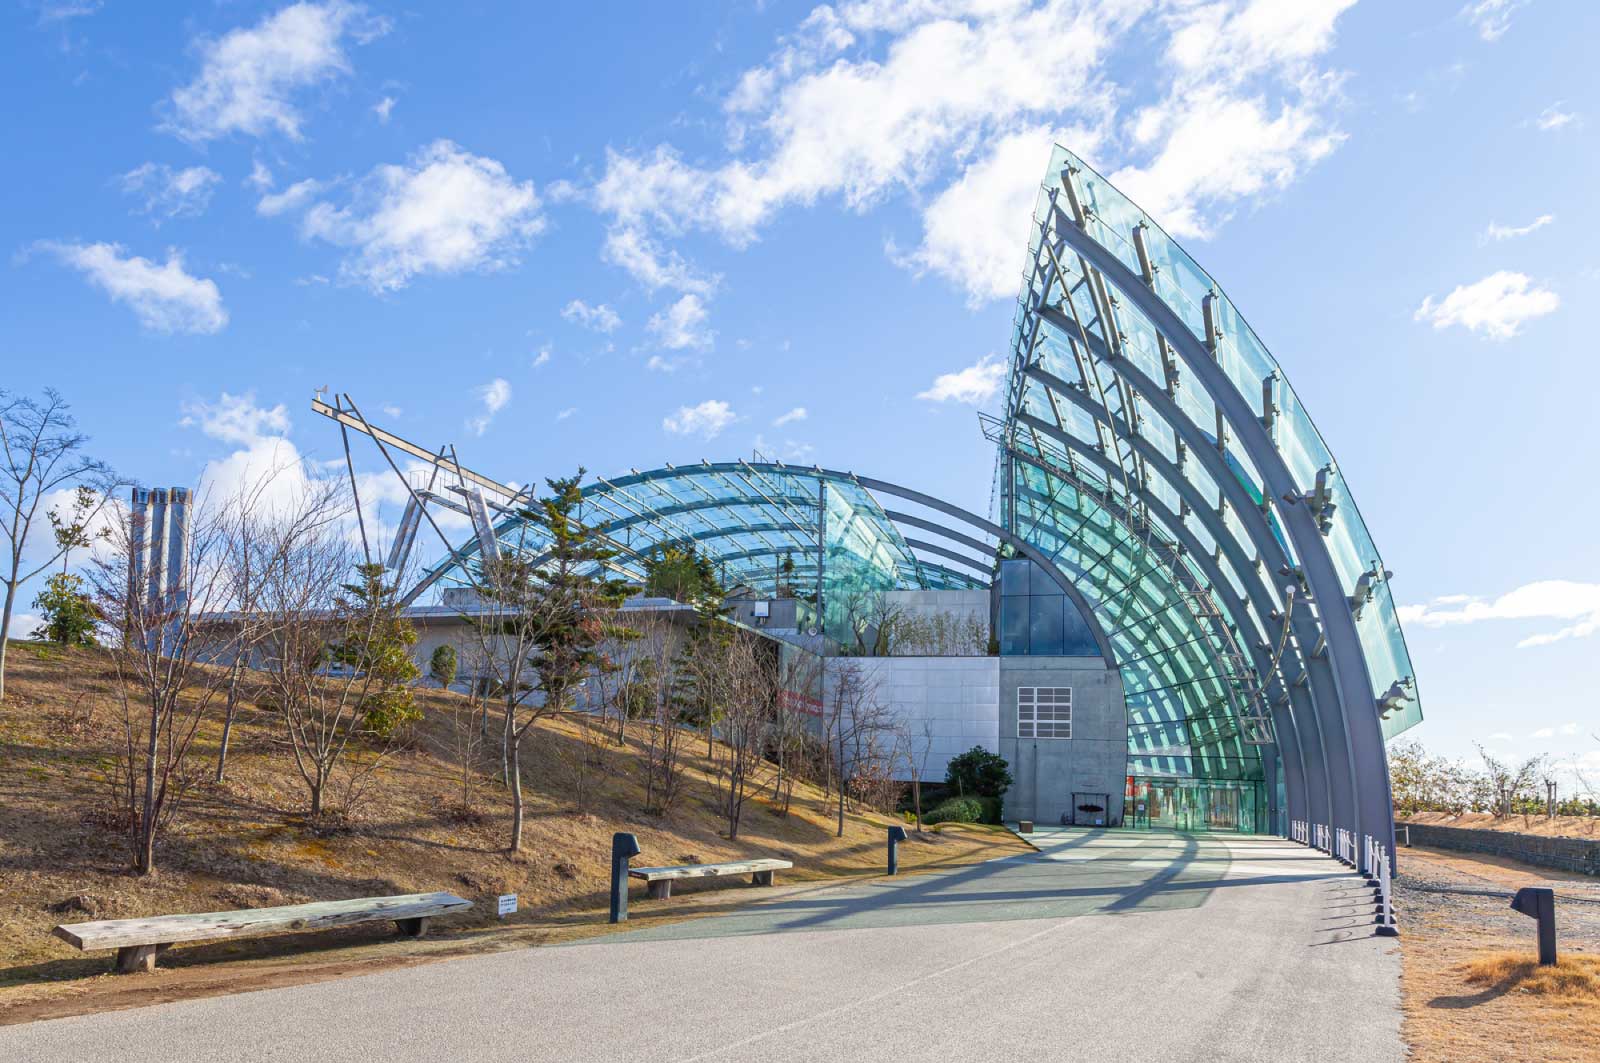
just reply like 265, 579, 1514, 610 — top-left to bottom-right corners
1414, 271, 1559, 340
1482, 214, 1553, 242
600, 221, 719, 296
917, 353, 1006, 405
40, 241, 227, 334
773, 407, 807, 427
532, 346, 551, 368
1462, 0, 1527, 42
663, 399, 736, 439
1535, 103, 1579, 132
9, 612, 44, 639
467, 378, 511, 437
589, 0, 1358, 303
373, 95, 395, 123
1532, 727, 1555, 739
647, 294, 714, 351
645, 355, 685, 373
1398, 580, 1600, 649
561, 299, 622, 333
164, 0, 390, 143
181, 391, 290, 446
555, 407, 577, 422
247, 159, 275, 191
180, 392, 313, 518
120, 163, 221, 220
35, 2, 101, 23
380, 404, 402, 418
298, 139, 544, 292
898, 125, 1067, 305
1487, 732, 1514, 743
256, 177, 324, 216
753, 433, 815, 462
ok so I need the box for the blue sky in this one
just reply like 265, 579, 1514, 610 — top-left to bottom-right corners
4, 1, 1596, 780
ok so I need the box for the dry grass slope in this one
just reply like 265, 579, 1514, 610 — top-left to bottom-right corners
0, 641, 1025, 1022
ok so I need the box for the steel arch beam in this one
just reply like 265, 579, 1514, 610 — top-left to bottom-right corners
1052, 204, 1393, 861
1027, 301, 1341, 836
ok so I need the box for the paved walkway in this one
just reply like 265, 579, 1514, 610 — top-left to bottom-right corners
0, 830, 1403, 1062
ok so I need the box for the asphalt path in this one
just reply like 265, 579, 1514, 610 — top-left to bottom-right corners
0, 829, 1403, 1062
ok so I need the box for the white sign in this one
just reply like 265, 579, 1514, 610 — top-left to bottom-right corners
497, 893, 518, 917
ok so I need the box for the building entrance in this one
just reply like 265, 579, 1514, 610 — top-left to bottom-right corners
1124, 777, 1264, 833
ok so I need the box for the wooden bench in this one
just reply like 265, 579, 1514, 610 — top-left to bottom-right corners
629, 858, 793, 900
52, 891, 472, 973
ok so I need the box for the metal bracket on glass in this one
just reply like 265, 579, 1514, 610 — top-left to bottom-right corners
1348, 563, 1394, 622
1377, 676, 1415, 721
1282, 464, 1338, 534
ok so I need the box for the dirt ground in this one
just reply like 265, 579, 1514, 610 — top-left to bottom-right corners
0, 642, 1027, 1025
1396, 844, 1600, 1062
1403, 811, 1600, 841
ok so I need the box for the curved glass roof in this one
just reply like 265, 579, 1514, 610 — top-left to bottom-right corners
413, 461, 987, 645
997, 145, 1419, 746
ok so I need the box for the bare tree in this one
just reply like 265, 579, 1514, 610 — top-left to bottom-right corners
715, 634, 778, 840
901, 719, 936, 831
767, 648, 820, 817
91, 490, 237, 874
1475, 744, 1547, 819
635, 612, 686, 814
824, 659, 893, 836
1, 389, 120, 701
215, 470, 345, 782
258, 509, 419, 819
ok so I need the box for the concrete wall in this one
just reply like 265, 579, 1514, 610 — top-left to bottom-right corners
826, 655, 1000, 780
999, 658, 1127, 826
1402, 822, 1600, 876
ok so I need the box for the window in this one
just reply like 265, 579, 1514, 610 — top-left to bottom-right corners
1018, 686, 1071, 739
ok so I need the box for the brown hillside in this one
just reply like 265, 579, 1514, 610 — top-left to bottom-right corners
0, 641, 1024, 1021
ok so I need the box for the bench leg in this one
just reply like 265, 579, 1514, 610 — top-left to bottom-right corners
395, 917, 430, 938
114, 943, 168, 974
752, 871, 774, 887
647, 880, 672, 900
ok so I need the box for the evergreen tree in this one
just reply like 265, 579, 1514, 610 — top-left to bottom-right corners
331, 563, 421, 737
31, 571, 100, 646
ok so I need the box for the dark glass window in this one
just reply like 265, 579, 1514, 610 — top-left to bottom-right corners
999, 596, 1030, 655
1028, 594, 1064, 655
999, 558, 1031, 597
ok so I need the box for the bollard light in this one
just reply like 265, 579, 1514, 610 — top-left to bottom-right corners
1510, 887, 1557, 966
610, 832, 641, 924
887, 825, 909, 876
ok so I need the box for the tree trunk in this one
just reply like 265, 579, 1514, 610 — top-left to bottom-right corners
137, 701, 160, 873
508, 737, 524, 852
215, 662, 244, 783
913, 776, 923, 831
0, 581, 16, 702
310, 773, 324, 817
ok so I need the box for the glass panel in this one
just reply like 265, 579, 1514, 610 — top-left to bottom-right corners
1028, 594, 1065, 656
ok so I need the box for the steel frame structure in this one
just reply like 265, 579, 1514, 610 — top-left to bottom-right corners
999, 146, 1418, 866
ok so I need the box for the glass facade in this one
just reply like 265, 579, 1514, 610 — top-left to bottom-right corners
1001, 145, 1421, 742
1126, 777, 1265, 833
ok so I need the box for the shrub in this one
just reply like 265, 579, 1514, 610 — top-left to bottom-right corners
922, 796, 985, 826
945, 746, 1012, 799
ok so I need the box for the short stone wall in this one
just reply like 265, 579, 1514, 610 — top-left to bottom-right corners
1401, 822, 1600, 876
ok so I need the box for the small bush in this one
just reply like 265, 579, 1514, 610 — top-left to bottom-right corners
922, 796, 985, 826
